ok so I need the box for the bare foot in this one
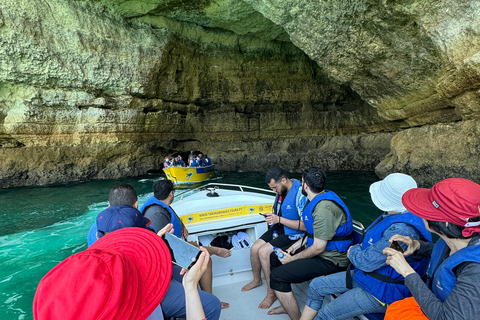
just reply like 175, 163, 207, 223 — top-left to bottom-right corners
215, 247, 232, 258
221, 302, 230, 309
268, 305, 286, 315
241, 279, 262, 292
258, 293, 277, 309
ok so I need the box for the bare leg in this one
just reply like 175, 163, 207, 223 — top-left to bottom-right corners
271, 290, 300, 320
300, 305, 318, 320
241, 239, 266, 291
198, 257, 230, 309
258, 243, 277, 309
205, 246, 232, 258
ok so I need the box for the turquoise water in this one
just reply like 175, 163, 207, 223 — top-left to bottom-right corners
0, 170, 380, 320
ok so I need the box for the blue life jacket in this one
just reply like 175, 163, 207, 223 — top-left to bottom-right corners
273, 179, 306, 236
302, 191, 353, 252
140, 197, 183, 238
427, 238, 480, 302
204, 158, 212, 166
190, 159, 198, 167
163, 161, 169, 167
353, 212, 432, 304
87, 223, 98, 247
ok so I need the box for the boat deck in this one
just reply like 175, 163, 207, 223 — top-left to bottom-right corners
212, 271, 362, 320
212, 272, 306, 320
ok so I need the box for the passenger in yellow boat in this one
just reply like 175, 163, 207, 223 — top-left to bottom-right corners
198, 153, 205, 166
176, 155, 185, 167
203, 154, 212, 166
268, 167, 353, 320
189, 155, 199, 167
163, 156, 170, 168
242, 167, 307, 310
188, 151, 195, 166
141, 179, 231, 311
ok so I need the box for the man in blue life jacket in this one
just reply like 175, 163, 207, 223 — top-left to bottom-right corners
203, 154, 212, 166
176, 155, 185, 167
141, 179, 231, 310
267, 167, 352, 320
299, 173, 433, 320
241, 167, 307, 310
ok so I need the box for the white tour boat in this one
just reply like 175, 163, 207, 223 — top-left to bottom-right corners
171, 183, 383, 320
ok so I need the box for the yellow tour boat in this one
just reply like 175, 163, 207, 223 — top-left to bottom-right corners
163, 165, 215, 183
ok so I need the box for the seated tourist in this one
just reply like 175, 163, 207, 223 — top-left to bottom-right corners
198, 153, 205, 166
34, 227, 210, 320
300, 173, 432, 320
86, 184, 155, 246
163, 156, 170, 168
241, 166, 306, 310
383, 178, 480, 320
141, 179, 230, 310
268, 167, 353, 320
189, 155, 198, 167
176, 155, 185, 166
203, 154, 212, 166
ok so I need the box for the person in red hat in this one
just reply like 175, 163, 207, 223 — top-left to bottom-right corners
383, 178, 480, 320
33, 227, 211, 320
163, 156, 170, 168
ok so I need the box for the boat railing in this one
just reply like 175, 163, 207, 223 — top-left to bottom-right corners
175, 182, 275, 201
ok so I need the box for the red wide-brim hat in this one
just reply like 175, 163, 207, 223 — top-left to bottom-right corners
402, 178, 480, 237
34, 227, 172, 320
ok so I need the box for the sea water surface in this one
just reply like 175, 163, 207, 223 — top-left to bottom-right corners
0, 170, 380, 320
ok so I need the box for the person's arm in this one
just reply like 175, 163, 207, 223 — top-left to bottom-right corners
181, 247, 209, 320
349, 223, 422, 272
405, 263, 480, 320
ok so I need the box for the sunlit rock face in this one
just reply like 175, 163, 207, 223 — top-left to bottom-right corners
244, 0, 480, 185
0, 0, 395, 187
1, 0, 480, 187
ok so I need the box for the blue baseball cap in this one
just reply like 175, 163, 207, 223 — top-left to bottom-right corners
96, 205, 152, 238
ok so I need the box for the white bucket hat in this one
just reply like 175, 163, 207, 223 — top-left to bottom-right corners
369, 173, 417, 212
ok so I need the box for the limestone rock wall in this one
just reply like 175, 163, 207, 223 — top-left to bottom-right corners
0, 0, 395, 188
244, 0, 480, 185
2, 0, 480, 187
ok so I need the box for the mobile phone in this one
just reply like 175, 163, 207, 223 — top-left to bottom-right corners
259, 213, 267, 216
389, 240, 405, 253
164, 233, 202, 270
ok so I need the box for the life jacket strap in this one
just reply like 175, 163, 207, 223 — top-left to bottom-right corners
364, 271, 405, 285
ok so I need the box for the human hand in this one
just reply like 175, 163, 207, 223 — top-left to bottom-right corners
286, 239, 302, 255
278, 249, 293, 264
181, 247, 210, 290
388, 234, 420, 257
264, 213, 279, 226
383, 247, 416, 278
157, 223, 174, 237
347, 245, 352, 258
